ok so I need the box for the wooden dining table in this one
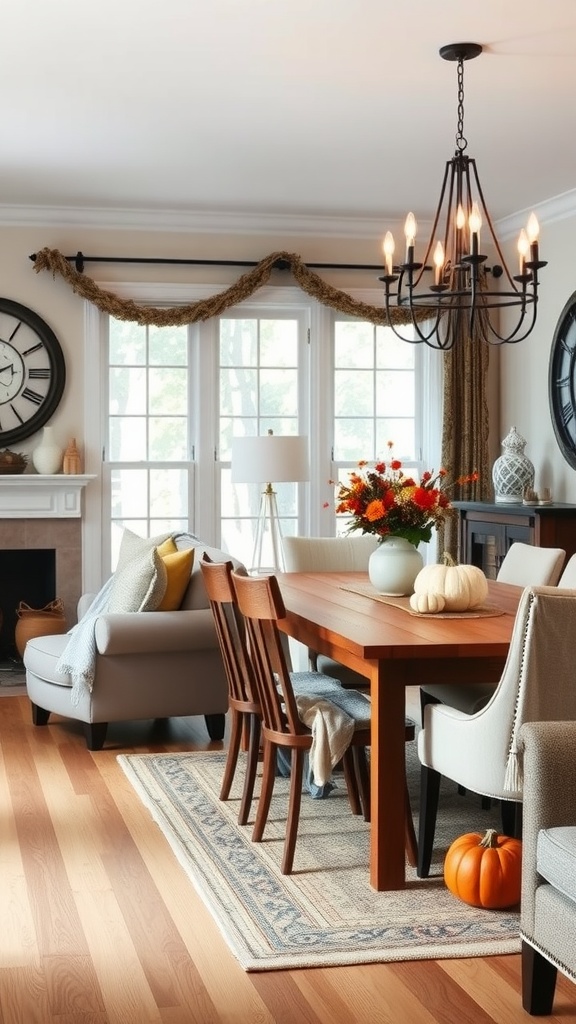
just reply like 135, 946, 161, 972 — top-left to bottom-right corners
276, 570, 523, 892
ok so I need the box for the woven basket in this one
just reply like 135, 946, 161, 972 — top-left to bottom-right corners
0, 449, 28, 474
15, 599, 67, 657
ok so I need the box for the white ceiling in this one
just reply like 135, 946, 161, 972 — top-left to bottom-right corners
3, 0, 576, 232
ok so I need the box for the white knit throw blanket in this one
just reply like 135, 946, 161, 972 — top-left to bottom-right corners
55, 577, 114, 707
294, 694, 355, 787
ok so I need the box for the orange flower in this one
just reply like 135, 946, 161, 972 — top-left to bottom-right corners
365, 499, 386, 522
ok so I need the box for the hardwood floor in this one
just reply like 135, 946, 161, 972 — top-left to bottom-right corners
1, 693, 575, 1023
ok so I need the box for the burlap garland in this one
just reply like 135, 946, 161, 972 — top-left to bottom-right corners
32, 246, 434, 328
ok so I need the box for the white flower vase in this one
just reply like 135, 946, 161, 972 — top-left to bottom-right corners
368, 537, 424, 596
32, 426, 63, 475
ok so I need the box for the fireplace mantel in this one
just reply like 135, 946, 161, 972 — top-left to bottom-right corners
0, 475, 96, 518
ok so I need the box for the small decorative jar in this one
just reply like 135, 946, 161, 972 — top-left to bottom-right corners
492, 426, 535, 504
32, 425, 63, 475
368, 536, 424, 596
63, 438, 82, 474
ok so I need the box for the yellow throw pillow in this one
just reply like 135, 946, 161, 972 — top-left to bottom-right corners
156, 537, 178, 558
157, 547, 195, 610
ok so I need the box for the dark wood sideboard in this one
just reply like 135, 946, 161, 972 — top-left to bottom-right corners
454, 501, 576, 579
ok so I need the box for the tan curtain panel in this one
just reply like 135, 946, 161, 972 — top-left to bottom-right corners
437, 308, 491, 561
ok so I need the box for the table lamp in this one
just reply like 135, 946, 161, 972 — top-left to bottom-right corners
231, 430, 309, 572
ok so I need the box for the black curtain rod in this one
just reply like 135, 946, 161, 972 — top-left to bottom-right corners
28, 251, 384, 274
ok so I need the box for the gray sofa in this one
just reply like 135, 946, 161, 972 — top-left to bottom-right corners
24, 538, 238, 750
519, 721, 576, 1015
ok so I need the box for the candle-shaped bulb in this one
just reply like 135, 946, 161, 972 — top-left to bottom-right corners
433, 241, 445, 286
456, 204, 466, 230
404, 212, 417, 264
383, 231, 395, 276
518, 229, 529, 274
468, 202, 482, 236
527, 212, 540, 267
404, 212, 417, 247
468, 202, 482, 256
527, 213, 539, 244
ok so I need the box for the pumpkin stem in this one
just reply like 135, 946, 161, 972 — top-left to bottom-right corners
441, 551, 457, 567
478, 828, 500, 849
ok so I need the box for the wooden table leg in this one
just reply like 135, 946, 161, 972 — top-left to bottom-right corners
369, 661, 407, 890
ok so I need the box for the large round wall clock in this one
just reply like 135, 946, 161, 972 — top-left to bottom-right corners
548, 290, 576, 470
0, 298, 66, 446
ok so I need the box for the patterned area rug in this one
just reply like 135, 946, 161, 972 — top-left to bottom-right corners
118, 744, 520, 971
0, 664, 26, 694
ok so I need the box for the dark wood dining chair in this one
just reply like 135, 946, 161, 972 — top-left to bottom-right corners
200, 554, 366, 828
232, 568, 418, 875
200, 555, 261, 826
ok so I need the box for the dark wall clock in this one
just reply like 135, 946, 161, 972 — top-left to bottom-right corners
0, 298, 66, 446
549, 290, 576, 470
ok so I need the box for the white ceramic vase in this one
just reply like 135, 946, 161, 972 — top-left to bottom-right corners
32, 426, 63, 475
492, 425, 535, 504
368, 536, 424, 596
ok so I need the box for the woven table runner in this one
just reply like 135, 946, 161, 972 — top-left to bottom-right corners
340, 582, 505, 619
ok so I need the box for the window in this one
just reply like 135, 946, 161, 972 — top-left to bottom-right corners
91, 286, 438, 584
107, 318, 192, 567
218, 309, 309, 570
332, 316, 422, 534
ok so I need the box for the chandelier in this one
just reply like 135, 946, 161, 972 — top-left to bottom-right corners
380, 42, 546, 350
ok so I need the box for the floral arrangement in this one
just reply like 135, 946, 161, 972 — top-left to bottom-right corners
332, 444, 478, 548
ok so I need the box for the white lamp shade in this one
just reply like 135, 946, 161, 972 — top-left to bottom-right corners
231, 434, 309, 484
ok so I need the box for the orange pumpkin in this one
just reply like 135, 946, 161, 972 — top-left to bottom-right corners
444, 828, 522, 908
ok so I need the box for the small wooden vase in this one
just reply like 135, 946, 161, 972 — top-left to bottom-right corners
15, 599, 67, 658
63, 438, 82, 474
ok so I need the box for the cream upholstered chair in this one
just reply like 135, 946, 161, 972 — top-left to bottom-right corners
495, 542, 565, 586
558, 552, 576, 587
519, 721, 576, 1015
419, 542, 566, 718
283, 535, 379, 688
417, 585, 576, 878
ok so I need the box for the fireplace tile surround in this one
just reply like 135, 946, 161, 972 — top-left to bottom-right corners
0, 518, 82, 633
0, 476, 94, 632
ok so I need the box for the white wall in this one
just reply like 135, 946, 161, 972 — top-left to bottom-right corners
499, 213, 576, 502
1, 221, 393, 469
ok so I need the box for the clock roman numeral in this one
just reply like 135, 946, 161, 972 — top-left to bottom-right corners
562, 401, 574, 426
556, 374, 571, 387
9, 321, 22, 342
22, 342, 44, 357
21, 387, 43, 406
9, 405, 24, 424
28, 368, 51, 379
560, 336, 576, 355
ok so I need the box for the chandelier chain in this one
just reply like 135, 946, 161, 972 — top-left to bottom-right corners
455, 58, 467, 153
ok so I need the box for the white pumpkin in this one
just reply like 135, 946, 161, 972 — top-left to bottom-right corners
413, 557, 488, 611
409, 591, 446, 614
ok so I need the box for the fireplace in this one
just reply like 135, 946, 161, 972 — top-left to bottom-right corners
0, 549, 57, 659
0, 520, 81, 662
0, 475, 93, 665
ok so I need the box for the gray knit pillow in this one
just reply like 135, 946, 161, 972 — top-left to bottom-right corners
108, 529, 170, 613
